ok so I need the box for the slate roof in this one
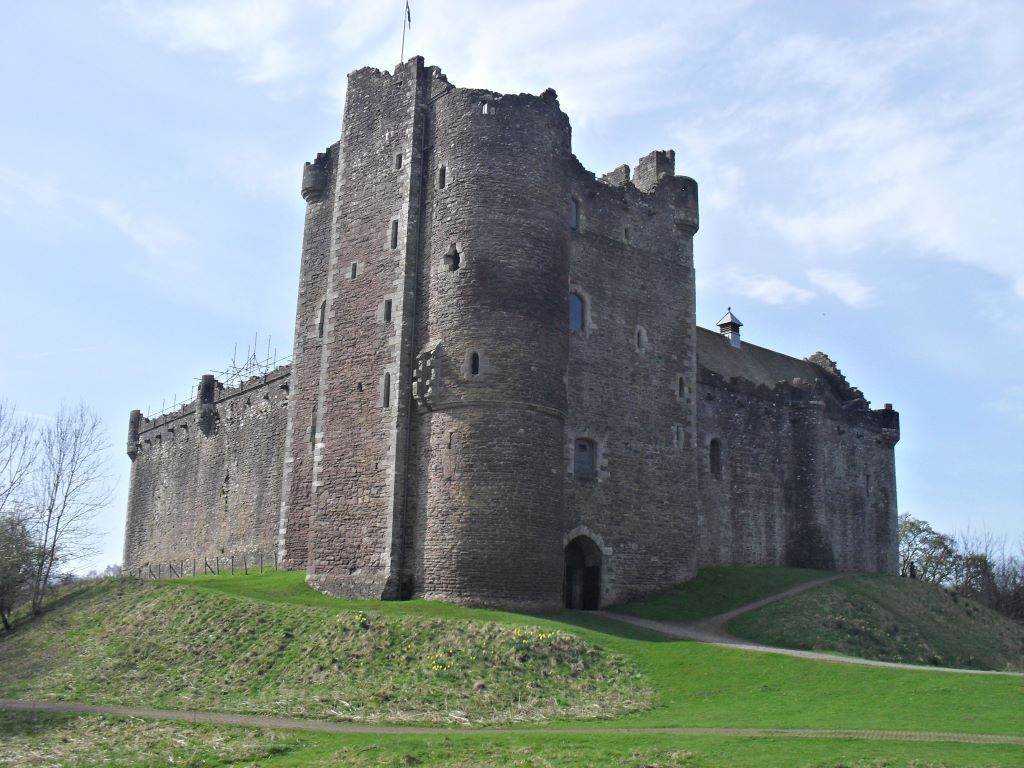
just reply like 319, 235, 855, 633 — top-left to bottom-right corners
695, 326, 827, 390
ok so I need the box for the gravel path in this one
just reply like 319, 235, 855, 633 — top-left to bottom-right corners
2, 698, 1021, 745
602, 576, 1024, 676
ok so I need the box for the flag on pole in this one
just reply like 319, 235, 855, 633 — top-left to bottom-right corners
406, 1, 411, 28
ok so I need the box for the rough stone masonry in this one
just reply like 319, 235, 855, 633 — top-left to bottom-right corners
123, 58, 900, 610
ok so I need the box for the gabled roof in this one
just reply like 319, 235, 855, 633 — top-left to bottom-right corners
696, 326, 826, 390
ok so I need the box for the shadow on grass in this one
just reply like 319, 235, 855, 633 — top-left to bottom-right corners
0, 710, 78, 737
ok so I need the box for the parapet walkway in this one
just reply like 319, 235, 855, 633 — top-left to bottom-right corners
601, 575, 1024, 676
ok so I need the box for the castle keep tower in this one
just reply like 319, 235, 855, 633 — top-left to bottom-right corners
122, 57, 899, 608
287, 59, 576, 608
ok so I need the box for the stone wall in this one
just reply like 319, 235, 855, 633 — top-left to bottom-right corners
302, 61, 427, 599
123, 367, 290, 568
277, 143, 338, 568
402, 75, 573, 611
694, 329, 899, 573
563, 153, 701, 606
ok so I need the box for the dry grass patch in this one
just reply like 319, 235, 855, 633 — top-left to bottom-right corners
0, 579, 650, 724
0, 711, 299, 767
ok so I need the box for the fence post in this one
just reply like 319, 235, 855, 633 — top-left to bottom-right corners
216, 556, 220, 575
259, 552, 263, 574
230, 555, 235, 575
274, 550, 278, 571
243, 554, 247, 575
193, 559, 196, 577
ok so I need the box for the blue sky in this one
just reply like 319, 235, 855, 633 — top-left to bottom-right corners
1, 1, 1021, 571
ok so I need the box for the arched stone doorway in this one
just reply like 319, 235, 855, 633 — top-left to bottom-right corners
564, 535, 602, 610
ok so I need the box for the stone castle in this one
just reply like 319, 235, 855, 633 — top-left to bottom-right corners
122, 58, 900, 610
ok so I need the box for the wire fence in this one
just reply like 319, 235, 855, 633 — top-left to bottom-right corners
123, 551, 279, 580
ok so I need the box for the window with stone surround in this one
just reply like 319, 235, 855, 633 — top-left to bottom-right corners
382, 373, 391, 408
395, 153, 403, 170
569, 292, 585, 333
574, 438, 597, 479
569, 197, 579, 230
390, 219, 399, 250
709, 438, 722, 477
470, 351, 480, 375
438, 164, 447, 189
383, 299, 392, 323
317, 300, 326, 338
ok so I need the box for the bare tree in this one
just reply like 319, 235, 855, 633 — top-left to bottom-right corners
0, 399, 36, 516
26, 403, 111, 614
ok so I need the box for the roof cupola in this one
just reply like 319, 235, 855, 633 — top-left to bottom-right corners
717, 307, 743, 348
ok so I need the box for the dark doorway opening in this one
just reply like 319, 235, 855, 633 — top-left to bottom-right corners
564, 536, 602, 610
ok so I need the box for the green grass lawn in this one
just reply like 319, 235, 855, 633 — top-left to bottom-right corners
728, 574, 1024, 671
615, 566, 831, 621
2, 569, 1022, 767
3, 712, 1022, 768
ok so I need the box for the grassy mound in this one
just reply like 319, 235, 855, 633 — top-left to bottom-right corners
617, 566, 830, 621
0, 711, 300, 768
0, 578, 649, 724
729, 574, 1024, 671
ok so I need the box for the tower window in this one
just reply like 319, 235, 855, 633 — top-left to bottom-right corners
709, 438, 722, 477
574, 438, 597, 479
444, 243, 461, 271
310, 403, 318, 449
470, 351, 480, 376
350, 262, 358, 280
624, 225, 631, 241
395, 153, 403, 169
636, 326, 647, 351
317, 299, 326, 338
482, 102, 491, 115
383, 299, 393, 323
677, 375, 685, 399
438, 165, 446, 189
674, 425, 683, 446
390, 219, 399, 250
382, 373, 391, 408
569, 292, 585, 332
569, 197, 579, 230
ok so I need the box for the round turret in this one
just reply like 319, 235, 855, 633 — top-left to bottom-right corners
414, 84, 572, 609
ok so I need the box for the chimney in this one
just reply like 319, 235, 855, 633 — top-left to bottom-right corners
717, 307, 743, 348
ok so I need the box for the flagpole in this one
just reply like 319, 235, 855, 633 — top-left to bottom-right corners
400, 1, 408, 62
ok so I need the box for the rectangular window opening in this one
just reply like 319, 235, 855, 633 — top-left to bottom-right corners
390, 220, 399, 250
350, 262, 358, 280
438, 165, 446, 189
395, 153, 403, 169
383, 299, 393, 323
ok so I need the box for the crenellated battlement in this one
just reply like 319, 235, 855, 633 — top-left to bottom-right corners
128, 365, 291, 454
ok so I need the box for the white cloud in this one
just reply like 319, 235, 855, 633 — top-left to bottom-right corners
119, 0, 305, 83
670, 2, 1024, 300
734, 274, 815, 305
807, 269, 874, 307
92, 199, 190, 257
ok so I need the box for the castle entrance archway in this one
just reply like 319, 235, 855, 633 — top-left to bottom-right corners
564, 535, 602, 610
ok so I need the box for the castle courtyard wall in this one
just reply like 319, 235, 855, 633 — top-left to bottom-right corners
695, 335, 899, 573
123, 367, 290, 569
